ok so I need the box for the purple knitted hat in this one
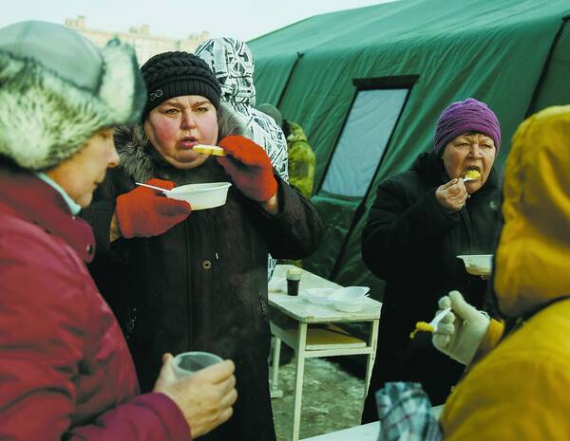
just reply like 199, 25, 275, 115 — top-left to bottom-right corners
433, 98, 501, 156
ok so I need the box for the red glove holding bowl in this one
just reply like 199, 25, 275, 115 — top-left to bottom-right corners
115, 178, 191, 238
217, 135, 278, 202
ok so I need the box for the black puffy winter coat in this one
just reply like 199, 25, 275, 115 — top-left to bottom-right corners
361, 151, 500, 419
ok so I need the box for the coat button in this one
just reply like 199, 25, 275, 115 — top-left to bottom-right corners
86, 244, 94, 255
202, 260, 212, 270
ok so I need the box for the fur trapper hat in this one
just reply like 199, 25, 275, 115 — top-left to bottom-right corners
0, 20, 146, 170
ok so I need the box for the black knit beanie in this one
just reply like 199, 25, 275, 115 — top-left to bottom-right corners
141, 51, 221, 120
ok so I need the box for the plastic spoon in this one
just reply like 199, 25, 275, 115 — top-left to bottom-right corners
429, 307, 452, 329
135, 182, 172, 193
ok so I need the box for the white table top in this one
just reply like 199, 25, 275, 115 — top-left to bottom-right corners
300, 406, 443, 440
301, 422, 380, 441
269, 265, 381, 323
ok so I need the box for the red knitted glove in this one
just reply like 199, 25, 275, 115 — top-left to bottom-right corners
115, 178, 191, 238
217, 135, 278, 202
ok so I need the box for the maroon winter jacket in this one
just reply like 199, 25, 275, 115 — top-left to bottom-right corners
0, 166, 190, 441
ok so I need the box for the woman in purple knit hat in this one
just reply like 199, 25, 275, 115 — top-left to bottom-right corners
361, 98, 502, 421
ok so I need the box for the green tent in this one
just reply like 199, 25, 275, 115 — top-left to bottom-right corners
249, 0, 570, 299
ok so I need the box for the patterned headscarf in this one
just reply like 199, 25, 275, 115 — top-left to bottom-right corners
195, 37, 255, 106
196, 37, 289, 182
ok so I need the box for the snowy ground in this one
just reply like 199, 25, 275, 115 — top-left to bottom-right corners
270, 357, 365, 441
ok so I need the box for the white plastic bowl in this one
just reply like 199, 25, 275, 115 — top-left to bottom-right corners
166, 182, 232, 211
457, 254, 493, 276
330, 286, 370, 313
333, 297, 366, 313
303, 288, 336, 305
330, 286, 370, 301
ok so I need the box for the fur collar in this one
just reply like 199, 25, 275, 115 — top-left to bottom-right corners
115, 102, 244, 183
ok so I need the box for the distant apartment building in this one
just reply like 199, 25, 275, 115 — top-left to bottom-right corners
65, 16, 209, 64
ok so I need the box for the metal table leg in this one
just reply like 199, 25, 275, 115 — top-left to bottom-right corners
271, 336, 284, 398
362, 319, 379, 409
291, 322, 307, 441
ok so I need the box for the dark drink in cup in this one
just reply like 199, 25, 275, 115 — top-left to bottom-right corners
286, 268, 303, 296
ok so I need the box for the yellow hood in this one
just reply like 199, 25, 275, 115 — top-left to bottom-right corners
494, 105, 570, 318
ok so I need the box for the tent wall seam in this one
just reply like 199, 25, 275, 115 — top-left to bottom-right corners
525, 15, 570, 117
276, 51, 304, 108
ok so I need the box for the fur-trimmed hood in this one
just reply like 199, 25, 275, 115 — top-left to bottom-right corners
115, 102, 245, 183
0, 21, 145, 170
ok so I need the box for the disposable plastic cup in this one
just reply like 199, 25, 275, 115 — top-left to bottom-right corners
172, 351, 223, 378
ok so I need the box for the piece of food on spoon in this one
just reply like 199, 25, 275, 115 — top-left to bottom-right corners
464, 169, 481, 180
409, 321, 435, 339
408, 306, 451, 339
193, 144, 226, 156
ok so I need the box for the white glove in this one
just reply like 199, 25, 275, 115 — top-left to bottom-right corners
432, 290, 490, 365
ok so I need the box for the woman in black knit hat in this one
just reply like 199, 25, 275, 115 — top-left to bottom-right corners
82, 51, 323, 441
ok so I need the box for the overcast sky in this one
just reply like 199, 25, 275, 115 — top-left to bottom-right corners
1, 0, 395, 42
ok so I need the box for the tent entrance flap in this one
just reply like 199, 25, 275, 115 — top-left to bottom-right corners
308, 78, 415, 279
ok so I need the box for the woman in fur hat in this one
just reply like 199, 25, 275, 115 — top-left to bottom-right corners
0, 21, 237, 441
82, 51, 323, 441
361, 98, 502, 420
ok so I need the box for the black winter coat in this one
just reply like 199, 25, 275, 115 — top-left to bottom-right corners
361, 152, 500, 418
81, 106, 323, 441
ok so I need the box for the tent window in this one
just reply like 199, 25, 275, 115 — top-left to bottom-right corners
320, 87, 410, 198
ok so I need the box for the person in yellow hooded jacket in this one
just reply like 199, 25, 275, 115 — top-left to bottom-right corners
430, 104, 570, 440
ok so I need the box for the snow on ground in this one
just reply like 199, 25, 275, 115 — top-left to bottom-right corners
270, 357, 365, 440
